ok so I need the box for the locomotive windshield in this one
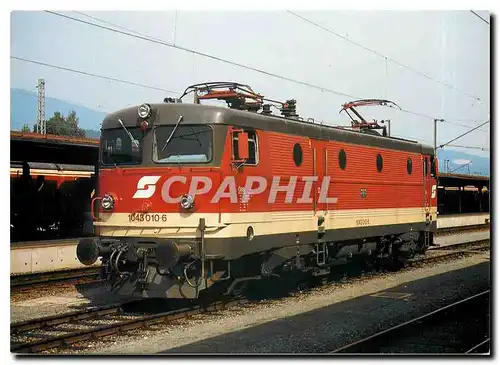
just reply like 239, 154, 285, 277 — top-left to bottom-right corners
153, 125, 213, 163
101, 127, 142, 166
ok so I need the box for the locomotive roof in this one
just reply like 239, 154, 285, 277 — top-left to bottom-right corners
102, 102, 434, 155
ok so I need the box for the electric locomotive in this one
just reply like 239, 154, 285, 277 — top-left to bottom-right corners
77, 82, 438, 299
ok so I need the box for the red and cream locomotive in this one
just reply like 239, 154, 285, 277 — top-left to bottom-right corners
77, 82, 438, 299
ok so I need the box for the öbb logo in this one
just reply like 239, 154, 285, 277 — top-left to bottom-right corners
132, 176, 161, 199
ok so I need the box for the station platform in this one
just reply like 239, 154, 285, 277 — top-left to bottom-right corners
436, 213, 490, 230
10, 237, 99, 276
433, 229, 489, 249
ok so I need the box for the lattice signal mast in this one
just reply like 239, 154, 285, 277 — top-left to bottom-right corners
36, 78, 46, 134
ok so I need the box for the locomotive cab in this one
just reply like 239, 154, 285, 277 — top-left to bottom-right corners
78, 101, 236, 298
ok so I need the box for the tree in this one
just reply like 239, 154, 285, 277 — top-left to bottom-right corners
41, 110, 86, 137
21, 124, 31, 133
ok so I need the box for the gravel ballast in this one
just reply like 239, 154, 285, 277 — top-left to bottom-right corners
13, 250, 488, 355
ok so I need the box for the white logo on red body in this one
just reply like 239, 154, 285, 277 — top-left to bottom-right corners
131, 175, 340, 204
133, 176, 161, 199
431, 184, 437, 199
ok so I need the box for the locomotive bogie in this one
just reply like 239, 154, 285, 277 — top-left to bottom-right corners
79, 218, 434, 299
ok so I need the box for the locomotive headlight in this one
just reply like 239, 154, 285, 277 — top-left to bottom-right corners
101, 194, 115, 210
138, 103, 151, 119
180, 194, 194, 210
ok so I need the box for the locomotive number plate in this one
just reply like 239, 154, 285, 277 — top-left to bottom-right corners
128, 213, 167, 223
355, 218, 370, 226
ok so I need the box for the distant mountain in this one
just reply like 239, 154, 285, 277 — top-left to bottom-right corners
10, 88, 105, 133
83, 129, 101, 139
437, 149, 490, 176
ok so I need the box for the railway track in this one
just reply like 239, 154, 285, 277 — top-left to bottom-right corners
10, 267, 100, 288
429, 239, 490, 251
331, 290, 490, 354
435, 223, 490, 236
11, 297, 249, 354
415, 239, 489, 263
10, 238, 489, 354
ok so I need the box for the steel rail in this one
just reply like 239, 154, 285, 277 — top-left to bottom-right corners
465, 338, 490, 354
428, 239, 490, 252
331, 290, 490, 353
408, 240, 490, 268
11, 267, 100, 288
11, 297, 247, 353
11, 302, 125, 333
435, 224, 490, 236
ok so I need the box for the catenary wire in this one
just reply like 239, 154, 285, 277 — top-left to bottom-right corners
449, 160, 473, 173
438, 120, 490, 148
45, 10, 488, 128
470, 10, 490, 25
73, 11, 168, 43
45, 10, 360, 100
13, 55, 488, 140
286, 11, 485, 102
446, 144, 489, 151
11, 56, 180, 94
37, 11, 491, 138
397, 108, 488, 133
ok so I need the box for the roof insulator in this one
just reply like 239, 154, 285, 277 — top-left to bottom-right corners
261, 104, 272, 115
281, 99, 298, 118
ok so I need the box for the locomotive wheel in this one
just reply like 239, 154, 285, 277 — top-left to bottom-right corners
386, 253, 406, 272
389, 260, 405, 272
198, 288, 223, 309
230, 281, 249, 296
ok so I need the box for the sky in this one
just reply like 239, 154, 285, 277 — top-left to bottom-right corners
10, 10, 490, 157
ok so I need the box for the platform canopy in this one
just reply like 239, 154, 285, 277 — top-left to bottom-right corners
438, 172, 490, 188
10, 131, 99, 166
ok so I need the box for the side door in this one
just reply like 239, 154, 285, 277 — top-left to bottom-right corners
423, 156, 432, 214
230, 127, 261, 215
429, 156, 438, 215
311, 139, 328, 221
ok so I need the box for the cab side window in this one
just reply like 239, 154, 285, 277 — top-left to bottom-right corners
232, 130, 258, 165
424, 157, 428, 176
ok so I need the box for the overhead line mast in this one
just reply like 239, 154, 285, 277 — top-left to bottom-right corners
36, 78, 46, 134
